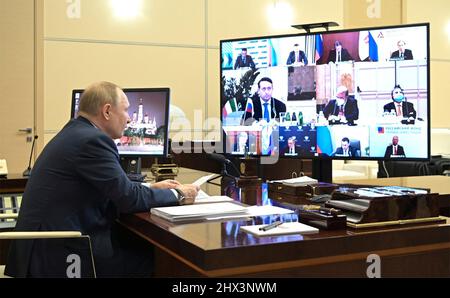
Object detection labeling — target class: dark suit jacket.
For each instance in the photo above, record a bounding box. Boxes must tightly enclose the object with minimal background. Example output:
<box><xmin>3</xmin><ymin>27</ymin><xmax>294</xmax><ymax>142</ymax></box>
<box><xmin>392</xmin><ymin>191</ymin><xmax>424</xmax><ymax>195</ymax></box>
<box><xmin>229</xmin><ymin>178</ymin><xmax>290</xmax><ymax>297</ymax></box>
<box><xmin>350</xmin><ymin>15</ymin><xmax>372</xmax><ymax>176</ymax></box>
<box><xmin>234</xmin><ymin>55</ymin><xmax>255</xmax><ymax>69</ymax></box>
<box><xmin>286</xmin><ymin>50</ymin><xmax>308</xmax><ymax>65</ymax></box>
<box><xmin>244</xmin><ymin>97</ymin><xmax>286</xmax><ymax>123</ymax></box>
<box><xmin>326</xmin><ymin>48</ymin><xmax>353</xmax><ymax>63</ymax></box>
<box><xmin>384</xmin><ymin>145</ymin><xmax>406</xmax><ymax>158</ymax></box>
<box><xmin>383</xmin><ymin>101</ymin><xmax>416</xmax><ymax>119</ymax></box>
<box><xmin>5</xmin><ymin>116</ymin><xmax>178</xmax><ymax>277</ymax></box>
<box><xmin>323</xmin><ymin>97</ymin><xmax>359</xmax><ymax>124</ymax></box>
<box><xmin>390</xmin><ymin>49</ymin><xmax>413</xmax><ymax>60</ymax></box>
<box><xmin>332</xmin><ymin>146</ymin><xmax>359</xmax><ymax>157</ymax></box>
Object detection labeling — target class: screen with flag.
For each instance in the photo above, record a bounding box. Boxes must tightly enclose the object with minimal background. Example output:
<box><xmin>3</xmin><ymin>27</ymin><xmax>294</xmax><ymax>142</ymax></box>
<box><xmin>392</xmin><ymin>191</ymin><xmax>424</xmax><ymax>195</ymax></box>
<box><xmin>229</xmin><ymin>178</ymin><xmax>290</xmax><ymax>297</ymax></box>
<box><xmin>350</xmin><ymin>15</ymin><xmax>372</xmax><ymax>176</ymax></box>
<box><xmin>220</xmin><ymin>23</ymin><xmax>430</xmax><ymax>161</ymax></box>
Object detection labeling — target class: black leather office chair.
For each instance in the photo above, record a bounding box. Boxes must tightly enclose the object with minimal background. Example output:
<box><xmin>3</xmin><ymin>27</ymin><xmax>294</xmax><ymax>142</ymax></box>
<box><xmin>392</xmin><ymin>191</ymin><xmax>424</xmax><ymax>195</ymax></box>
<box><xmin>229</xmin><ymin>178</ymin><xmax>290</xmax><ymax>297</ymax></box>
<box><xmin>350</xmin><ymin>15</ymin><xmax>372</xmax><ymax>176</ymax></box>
<box><xmin>350</xmin><ymin>139</ymin><xmax>361</xmax><ymax>157</ymax></box>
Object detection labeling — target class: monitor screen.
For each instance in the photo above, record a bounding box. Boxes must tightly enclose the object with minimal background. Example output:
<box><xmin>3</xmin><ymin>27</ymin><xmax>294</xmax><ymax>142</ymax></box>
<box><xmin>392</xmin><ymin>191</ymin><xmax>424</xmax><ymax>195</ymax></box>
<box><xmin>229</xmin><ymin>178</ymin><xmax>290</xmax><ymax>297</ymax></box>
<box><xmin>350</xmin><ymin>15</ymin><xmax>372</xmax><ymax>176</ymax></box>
<box><xmin>220</xmin><ymin>23</ymin><xmax>430</xmax><ymax>161</ymax></box>
<box><xmin>71</xmin><ymin>88</ymin><xmax>170</xmax><ymax>157</ymax></box>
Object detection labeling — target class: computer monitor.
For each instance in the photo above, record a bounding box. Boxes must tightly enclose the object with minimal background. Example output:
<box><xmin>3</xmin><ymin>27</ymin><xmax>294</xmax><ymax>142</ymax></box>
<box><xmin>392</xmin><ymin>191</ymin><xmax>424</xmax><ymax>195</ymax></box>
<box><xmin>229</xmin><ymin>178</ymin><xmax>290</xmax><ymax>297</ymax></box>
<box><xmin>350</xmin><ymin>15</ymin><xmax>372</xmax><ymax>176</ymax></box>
<box><xmin>71</xmin><ymin>88</ymin><xmax>170</xmax><ymax>174</ymax></box>
<box><xmin>220</xmin><ymin>23</ymin><xmax>430</xmax><ymax>162</ymax></box>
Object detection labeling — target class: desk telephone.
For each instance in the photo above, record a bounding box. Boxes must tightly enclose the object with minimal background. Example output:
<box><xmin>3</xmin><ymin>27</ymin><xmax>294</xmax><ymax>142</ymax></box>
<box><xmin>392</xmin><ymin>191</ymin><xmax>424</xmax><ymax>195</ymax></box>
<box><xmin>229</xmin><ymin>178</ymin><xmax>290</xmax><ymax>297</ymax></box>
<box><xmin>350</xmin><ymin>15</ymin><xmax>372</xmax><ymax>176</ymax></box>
<box><xmin>0</xmin><ymin>159</ymin><xmax>8</xmax><ymax>177</ymax></box>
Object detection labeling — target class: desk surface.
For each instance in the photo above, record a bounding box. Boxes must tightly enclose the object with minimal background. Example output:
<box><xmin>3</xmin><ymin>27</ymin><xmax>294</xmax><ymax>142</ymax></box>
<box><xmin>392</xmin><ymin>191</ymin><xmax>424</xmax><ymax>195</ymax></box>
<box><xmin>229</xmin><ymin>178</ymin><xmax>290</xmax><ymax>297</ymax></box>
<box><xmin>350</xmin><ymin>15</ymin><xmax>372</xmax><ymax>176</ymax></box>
<box><xmin>120</xmin><ymin>171</ymin><xmax>450</xmax><ymax>277</ymax></box>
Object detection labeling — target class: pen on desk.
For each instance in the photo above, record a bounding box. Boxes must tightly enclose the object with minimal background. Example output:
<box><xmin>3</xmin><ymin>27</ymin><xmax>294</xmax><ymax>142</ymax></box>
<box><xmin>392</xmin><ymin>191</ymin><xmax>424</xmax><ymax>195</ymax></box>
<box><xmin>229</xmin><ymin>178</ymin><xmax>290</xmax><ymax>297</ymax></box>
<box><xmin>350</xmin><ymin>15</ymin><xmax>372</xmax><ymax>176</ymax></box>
<box><xmin>259</xmin><ymin>221</ymin><xmax>283</xmax><ymax>231</ymax></box>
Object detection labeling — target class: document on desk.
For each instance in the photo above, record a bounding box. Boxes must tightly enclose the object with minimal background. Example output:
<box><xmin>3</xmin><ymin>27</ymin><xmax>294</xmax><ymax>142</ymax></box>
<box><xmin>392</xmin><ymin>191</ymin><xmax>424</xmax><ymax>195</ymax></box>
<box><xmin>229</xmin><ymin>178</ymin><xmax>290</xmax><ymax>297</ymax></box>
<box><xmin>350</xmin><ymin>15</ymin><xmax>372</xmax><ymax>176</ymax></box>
<box><xmin>192</xmin><ymin>174</ymin><xmax>217</xmax><ymax>187</ymax></box>
<box><xmin>271</xmin><ymin>176</ymin><xmax>318</xmax><ymax>186</ymax></box>
<box><xmin>151</xmin><ymin>202</ymin><xmax>248</xmax><ymax>222</ymax></box>
<box><xmin>240</xmin><ymin>222</ymin><xmax>318</xmax><ymax>237</ymax></box>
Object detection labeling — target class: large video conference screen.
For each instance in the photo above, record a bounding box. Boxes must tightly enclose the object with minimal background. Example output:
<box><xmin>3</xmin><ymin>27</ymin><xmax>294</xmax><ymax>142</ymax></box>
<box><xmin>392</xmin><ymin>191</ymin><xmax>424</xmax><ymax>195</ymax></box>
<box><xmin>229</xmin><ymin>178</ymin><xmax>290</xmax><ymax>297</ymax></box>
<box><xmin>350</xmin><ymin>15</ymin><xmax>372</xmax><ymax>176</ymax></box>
<box><xmin>220</xmin><ymin>23</ymin><xmax>430</xmax><ymax>160</ymax></box>
<box><xmin>72</xmin><ymin>88</ymin><xmax>170</xmax><ymax>157</ymax></box>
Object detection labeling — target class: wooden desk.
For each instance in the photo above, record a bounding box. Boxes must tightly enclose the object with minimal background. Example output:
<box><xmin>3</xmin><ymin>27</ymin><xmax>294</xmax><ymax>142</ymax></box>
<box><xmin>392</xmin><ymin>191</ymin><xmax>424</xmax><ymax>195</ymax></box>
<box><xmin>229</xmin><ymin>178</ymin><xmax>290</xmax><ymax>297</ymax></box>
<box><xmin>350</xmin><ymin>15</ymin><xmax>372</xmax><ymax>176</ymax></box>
<box><xmin>119</xmin><ymin>173</ymin><xmax>450</xmax><ymax>277</ymax></box>
<box><xmin>0</xmin><ymin>174</ymin><xmax>28</xmax><ymax>194</ymax></box>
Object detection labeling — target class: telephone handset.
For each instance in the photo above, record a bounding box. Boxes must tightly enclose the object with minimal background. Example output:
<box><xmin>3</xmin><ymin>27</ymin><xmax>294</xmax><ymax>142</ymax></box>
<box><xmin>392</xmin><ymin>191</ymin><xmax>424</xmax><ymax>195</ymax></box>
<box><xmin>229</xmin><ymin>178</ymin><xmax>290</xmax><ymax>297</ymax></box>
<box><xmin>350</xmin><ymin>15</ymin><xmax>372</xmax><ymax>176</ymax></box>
<box><xmin>0</xmin><ymin>159</ymin><xmax>8</xmax><ymax>177</ymax></box>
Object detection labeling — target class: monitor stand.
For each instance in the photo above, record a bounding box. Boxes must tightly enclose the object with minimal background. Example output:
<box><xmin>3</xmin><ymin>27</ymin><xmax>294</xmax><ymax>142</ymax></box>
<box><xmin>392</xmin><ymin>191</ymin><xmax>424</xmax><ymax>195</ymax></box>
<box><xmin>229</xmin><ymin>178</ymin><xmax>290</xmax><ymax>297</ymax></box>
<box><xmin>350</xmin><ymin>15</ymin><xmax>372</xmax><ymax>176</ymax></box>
<box><xmin>312</xmin><ymin>159</ymin><xmax>332</xmax><ymax>183</ymax></box>
<box><xmin>120</xmin><ymin>156</ymin><xmax>147</xmax><ymax>182</ymax></box>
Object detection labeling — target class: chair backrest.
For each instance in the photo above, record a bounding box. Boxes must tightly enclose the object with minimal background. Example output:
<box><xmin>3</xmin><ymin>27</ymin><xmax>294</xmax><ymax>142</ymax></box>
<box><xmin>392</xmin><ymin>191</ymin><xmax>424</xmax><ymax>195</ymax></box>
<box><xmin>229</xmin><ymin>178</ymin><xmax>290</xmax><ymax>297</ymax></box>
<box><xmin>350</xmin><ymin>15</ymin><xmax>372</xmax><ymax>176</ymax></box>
<box><xmin>350</xmin><ymin>139</ymin><xmax>361</xmax><ymax>157</ymax></box>
<box><xmin>0</xmin><ymin>231</ymin><xmax>96</xmax><ymax>278</ymax></box>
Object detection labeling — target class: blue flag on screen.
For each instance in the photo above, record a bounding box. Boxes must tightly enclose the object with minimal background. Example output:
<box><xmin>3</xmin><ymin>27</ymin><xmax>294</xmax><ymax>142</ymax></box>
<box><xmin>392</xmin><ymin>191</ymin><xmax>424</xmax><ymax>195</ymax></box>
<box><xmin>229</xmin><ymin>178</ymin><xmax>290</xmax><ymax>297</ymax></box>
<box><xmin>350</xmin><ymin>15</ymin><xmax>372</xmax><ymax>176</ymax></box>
<box><xmin>368</xmin><ymin>32</ymin><xmax>379</xmax><ymax>61</ymax></box>
<box><xmin>315</xmin><ymin>34</ymin><xmax>323</xmax><ymax>62</ymax></box>
<box><xmin>316</xmin><ymin>126</ymin><xmax>333</xmax><ymax>156</ymax></box>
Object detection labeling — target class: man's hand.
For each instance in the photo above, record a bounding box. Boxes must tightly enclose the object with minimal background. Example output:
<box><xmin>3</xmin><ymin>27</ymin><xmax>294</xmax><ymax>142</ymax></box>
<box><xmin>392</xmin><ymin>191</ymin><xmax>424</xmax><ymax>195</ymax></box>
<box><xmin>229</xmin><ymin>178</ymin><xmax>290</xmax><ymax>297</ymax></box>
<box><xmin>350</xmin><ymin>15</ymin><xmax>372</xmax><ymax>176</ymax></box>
<box><xmin>176</xmin><ymin>184</ymin><xmax>200</xmax><ymax>205</ymax></box>
<box><xmin>151</xmin><ymin>179</ymin><xmax>181</xmax><ymax>189</ymax></box>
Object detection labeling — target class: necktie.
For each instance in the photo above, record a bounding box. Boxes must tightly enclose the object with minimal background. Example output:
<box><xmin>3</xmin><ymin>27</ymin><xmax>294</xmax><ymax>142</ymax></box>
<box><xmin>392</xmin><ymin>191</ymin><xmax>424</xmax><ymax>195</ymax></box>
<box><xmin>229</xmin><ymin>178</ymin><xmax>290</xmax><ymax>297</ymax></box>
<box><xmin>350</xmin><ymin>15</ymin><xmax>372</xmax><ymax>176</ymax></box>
<box><xmin>400</xmin><ymin>52</ymin><xmax>404</xmax><ymax>59</ymax></box>
<box><xmin>295</xmin><ymin>52</ymin><xmax>299</xmax><ymax>62</ymax></box>
<box><xmin>396</xmin><ymin>103</ymin><xmax>403</xmax><ymax>117</ymax></box>
<box><xmin>242</xmin><ymin>56</ymin><xmax>246</xmax><ymax>65</ymax></box>
<box><xmin>290</xmin><ymin>148</ymin><xmax>294</xmax><ymax>154</ymax></box>
<box><xmin>263</xmin><ymin>103</ymin><xmax>270</xmax><ymax>122</ymax></box>
<box><xmin>394</xmin><ymin>146</ymin><xmax>397</xmax><ymax>155</ymax></box>
<box><xmin>339</xmin><ymin>105</ymin><xmax>344</xmax><ymax>116</ymax></box>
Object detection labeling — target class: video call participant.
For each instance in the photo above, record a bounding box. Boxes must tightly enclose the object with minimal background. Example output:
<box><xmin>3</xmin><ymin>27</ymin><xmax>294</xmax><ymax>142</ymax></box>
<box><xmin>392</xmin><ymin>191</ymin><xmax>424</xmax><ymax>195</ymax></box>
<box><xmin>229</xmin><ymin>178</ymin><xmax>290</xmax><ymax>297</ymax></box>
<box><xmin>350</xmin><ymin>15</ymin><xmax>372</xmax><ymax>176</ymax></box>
<box><xmin>244</xmin><ymin>77</ymin><xmax>286</xmax><ymax>123</ymax></box>
<box><xmin>384</xmin><ymin>136</ymin><xmax>406</xmax><ymax>158</ymax></box>
<box><xmin>286</xmin><ymin>43</ymin><xmax>308</xmax><ymax>66</ymax></box>
<box><xmin>5</xmin><ymin>81</ymin><xmax>199</xmax><ymax>278</ymax></box>
<box><xmin>234</xmin><ymin>48</ymin><xmax>256</xmax><ymax>70</ymax></box>
<box><xmin>235</xmin><ymin>131</ymin><xmax>249</xmax><ymax>154</ymax></box>
<box><xmin>332</xmin><ymin>137</ymin><xmax>359</xmax><ymax>157</ymax></box>
<box><xmin>390</xmin><ymin>40</ymin><xmax>414</xmax><ymax>60</ymax></box>
<box><xmin>383</xmin><ymin>85</ymin><xmax>416</xmax><ymax>121</ymax></box>
<box><xmin>323</xmin><ymin>86</ymin><xmax>359</xmax><ymax>125</ymax></box>
<box><xmin>326</xmin><ymin>41</ymin><xmax>354</xmax><ymax>63</ymax></box>
<box><xmin>282</xmin><ymin>136</ymin><xmax>308</xmax><ymax>156</ymax></box>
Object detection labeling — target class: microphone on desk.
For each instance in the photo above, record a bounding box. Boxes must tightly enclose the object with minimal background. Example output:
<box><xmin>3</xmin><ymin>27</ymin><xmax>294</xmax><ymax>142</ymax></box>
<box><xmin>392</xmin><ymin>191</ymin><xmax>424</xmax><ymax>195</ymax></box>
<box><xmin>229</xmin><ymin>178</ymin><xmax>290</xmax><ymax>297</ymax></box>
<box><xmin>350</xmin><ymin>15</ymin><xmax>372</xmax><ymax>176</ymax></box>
<box><xmin>23</xmin><ymin>135</ymin><xmax>38</xmax><ymax>177</ymax></box>
<box><xmin>206</xmin><ymin>153</ymin><xmax>240</xmax><ymax>179</ymax></box>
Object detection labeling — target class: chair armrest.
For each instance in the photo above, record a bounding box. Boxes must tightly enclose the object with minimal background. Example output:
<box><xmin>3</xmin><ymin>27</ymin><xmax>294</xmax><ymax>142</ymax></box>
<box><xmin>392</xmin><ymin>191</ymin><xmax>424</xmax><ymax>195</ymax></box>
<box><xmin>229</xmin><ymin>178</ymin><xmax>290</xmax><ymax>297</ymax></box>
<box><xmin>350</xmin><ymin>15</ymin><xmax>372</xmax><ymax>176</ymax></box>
<box><xmin>0</xmin><ymin>231</ymin><xmax>82</xmax><ymax>239</ymax></box>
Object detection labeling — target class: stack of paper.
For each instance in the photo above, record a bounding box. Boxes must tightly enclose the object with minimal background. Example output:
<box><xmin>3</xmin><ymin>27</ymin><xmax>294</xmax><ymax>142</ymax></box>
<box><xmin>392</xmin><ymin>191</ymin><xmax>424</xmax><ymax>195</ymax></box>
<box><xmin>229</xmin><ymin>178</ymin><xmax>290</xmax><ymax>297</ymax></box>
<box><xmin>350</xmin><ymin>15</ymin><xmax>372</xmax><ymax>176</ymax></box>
<box><xmin>271</xmin><ymin>176</ymin><xmax>318</xmax><ymax>186</ymax></box>
<box><xmin>151</xmin><ymin>202</ymin><xmax>248</xmax><ymax>222</ymax></box>
<box><xmin>240</xmin><ymin>222</ymin><xmax>319</xmax><ymax>237</ymax></box>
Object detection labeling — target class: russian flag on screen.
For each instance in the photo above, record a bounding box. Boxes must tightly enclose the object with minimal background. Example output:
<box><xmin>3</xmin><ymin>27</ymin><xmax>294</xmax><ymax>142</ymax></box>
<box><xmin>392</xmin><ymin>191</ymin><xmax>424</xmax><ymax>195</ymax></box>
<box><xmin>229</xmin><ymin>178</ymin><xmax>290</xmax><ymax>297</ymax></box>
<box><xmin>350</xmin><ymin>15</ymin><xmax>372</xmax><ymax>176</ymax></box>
<box><xmin>368</xmin><ymin>32</ymin><xmax>378</xmax><ymax>61</ymax></box>
<box><xmin>316</xmin><ymin>126</ymin><xmax>333</xmax><ymax>156</ymax></box>
<box><xmin>378</xmin><ymin>127</ymin><xmax>385</xmax><ymax>134</ymax></box>
<box><xmin>315</xmin><ymin>34</ymin><xmax>323</xmax><ymax>62</ymax></box>
<box><xmin>359</xmin><ymin>31</ymin><xmax>378</xmax><ymax>61</ymax></box>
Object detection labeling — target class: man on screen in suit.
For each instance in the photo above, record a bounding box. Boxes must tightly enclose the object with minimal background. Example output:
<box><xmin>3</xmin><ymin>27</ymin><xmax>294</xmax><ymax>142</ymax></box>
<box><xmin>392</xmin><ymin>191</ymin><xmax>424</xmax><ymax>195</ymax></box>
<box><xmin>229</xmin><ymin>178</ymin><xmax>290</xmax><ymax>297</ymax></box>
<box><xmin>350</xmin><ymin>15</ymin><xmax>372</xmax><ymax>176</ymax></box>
<box><xmin>286</xmin><ymin>43</ymin><xmax>308</xmax><ymax>65</ymax></box>
<box><xmin>234</xmin><ymin>48</ymin><xmax>256</xmax><ymax>70</ymax></box>
<box><xmin>5</xmin><ymin>81</ymin><xmax>199</xmax><ymax>278</ymax></box>
<box><xmin>244</xmin><ymin>77</ymin><xmax>286</xmax><ymax>123</ymax></box>
<box><xmin>384</xmin><ymin>136</ymin><xmax>406</xmax><ymax>158</ymax></box>
<box><xmin>383</xmin><ymin>85</ymin><xmax>416</xmax><ymax>120</ymax></box>
<box><xmin>282</xmin><ymin>136</ymin><xmax>308</xmax><ymax>156</ymax></box>
<box><xmin>326</xmin><ymin>40</ymin><xmax>354</xmax><ymax>64</ymax></box>
<box><xmin>390</xmin><ymin>40</ymin><xmax>414</xmax><ymax>60</ymax></box>
<box><xmin>323</xmin><ymin>86</ymin><xmax>359</xmax><ymax>125</ymax></box>
<box><xmin>332</xmin><ymin>137</ymin><xmax>359</xmax><ymax>157</ymax></box>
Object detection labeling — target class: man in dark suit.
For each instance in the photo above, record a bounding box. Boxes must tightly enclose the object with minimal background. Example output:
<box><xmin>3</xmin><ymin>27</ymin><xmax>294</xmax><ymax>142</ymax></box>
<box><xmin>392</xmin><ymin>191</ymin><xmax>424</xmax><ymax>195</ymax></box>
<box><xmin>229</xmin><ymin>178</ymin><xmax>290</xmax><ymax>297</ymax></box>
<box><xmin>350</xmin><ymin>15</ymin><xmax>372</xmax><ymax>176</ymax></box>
<box><xmin>244</xmin><ymin>77</ymin><xmax>286</xmax><ymax>123</ymax></box>
<box><xmin>234</xmin><ymin>48</ymin><xmax>256</xmax><ymax>69</ymax></box>
<box><xmin>390</xmin><ymin>40</ymin><xmax>414</xmax><ymax>60</ymax></box>
<box><xmin>383</xmin><ymin>85</ymin><xmax>416</xmax><ymax>120</ymax></box>
<box><xmin>384</xmin><ymin>136</ymin><xmax>406</xmax><ymax>158</ymax></box>
<box><xmin>323</xmin><ymin>86</ymin><xmax>359</xmax><ymax>125</ymax></box>
<box><xmin>282</xmin><ymin>136</ymin><xmax>308</xmax><ymax>156</ymax></box>
<box><xmin>332</xmin><ymin>137</ymin><xmax>359</xmax><ymax>157</ymax></box>
<box><xmin>5</xmin><ymin>82</ymin><xmax>199</xmax><ymax>278</ymax></box>
<box><xmin>286</xmin><ymin>43</ymin><xmax>308</xmax><ymax>65</ymax></box>
<box><xmin>326</xmin><ymin>41</ymin><xmax>354</xmax><ymax>63</ymax></box>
